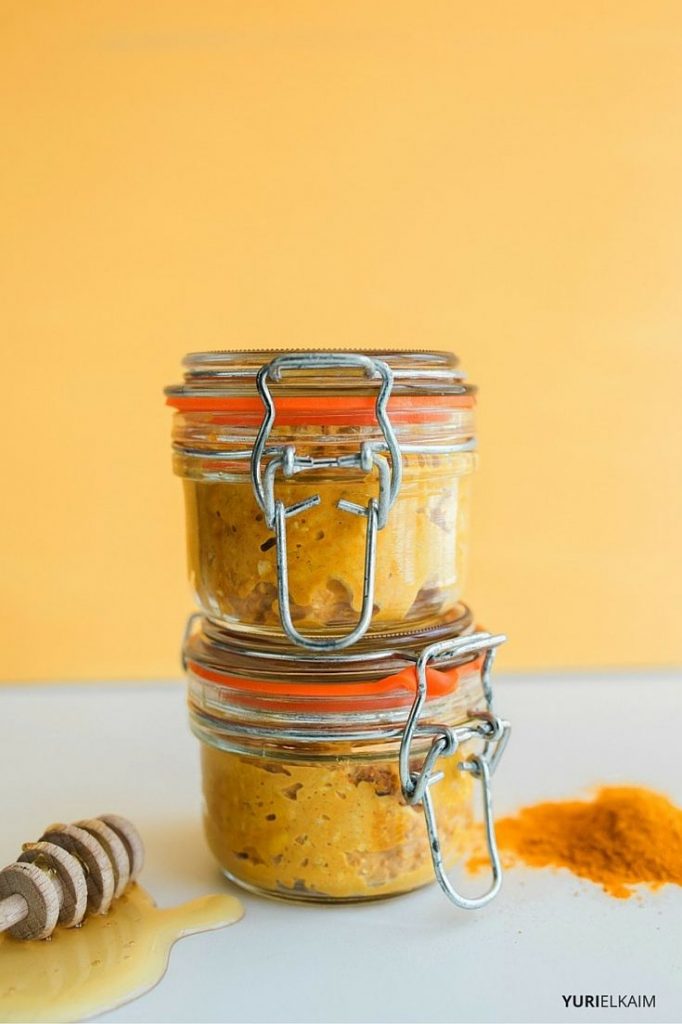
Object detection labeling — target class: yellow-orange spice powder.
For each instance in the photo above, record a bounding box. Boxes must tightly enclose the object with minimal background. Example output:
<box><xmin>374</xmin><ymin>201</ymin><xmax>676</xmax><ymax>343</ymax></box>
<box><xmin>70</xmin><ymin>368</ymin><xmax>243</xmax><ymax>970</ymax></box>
<box><xmin>471</xmin><ymin>786</ymin><xmax>682</xmax><ymax>899</ymax></box>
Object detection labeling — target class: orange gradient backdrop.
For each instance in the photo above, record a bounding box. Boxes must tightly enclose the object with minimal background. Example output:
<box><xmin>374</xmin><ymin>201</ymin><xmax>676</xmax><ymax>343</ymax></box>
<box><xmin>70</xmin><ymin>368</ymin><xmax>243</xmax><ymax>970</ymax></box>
<box><xmin>2</xmin><ymin>1</ymin><xmax>681</xmax><ymax>680</ymax></box>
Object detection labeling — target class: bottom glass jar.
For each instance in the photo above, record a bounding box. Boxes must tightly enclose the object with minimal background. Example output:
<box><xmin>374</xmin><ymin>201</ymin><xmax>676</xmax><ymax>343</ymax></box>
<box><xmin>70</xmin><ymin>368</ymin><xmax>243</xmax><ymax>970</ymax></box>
<box><xmin>184</xmin><ymin>611</ymin><xmax>509</xmax><ymax>906</ymax></box>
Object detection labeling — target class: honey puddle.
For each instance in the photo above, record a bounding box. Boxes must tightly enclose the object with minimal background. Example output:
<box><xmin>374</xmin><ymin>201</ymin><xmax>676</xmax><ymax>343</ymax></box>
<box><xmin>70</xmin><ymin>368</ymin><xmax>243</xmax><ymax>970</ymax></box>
<box><xmin>0</xmin><ymin>883</ymin><xmax>243</xmax><ymax>1023</ymax></box>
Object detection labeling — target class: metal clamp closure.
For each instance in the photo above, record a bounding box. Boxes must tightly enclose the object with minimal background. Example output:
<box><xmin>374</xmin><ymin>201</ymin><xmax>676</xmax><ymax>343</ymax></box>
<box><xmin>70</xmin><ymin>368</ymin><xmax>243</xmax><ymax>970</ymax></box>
<box><xmin>250</xmin><ymin>353</ymin><xmax>403</xmax><ymax>651</ymax></box>
<box><xmin>398</xmin><ymin>632</ymin><xmax>510</xmax><ymax>910</ymax></box>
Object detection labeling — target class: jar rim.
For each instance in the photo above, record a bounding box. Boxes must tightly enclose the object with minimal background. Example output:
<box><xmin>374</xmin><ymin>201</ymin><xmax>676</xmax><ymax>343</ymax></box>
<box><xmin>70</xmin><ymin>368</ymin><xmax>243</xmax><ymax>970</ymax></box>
<box><xmin>165</xmin><ymin>349</ymin><xmax>476</xmax><ymax>404</ymax></box>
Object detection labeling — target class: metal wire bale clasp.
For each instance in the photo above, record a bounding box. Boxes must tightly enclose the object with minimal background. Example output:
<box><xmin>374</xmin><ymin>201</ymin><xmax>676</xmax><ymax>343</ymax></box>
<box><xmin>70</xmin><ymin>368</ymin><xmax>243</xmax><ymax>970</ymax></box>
<box><xmin>250</xmin><ymin>352</ymin><xmax>403</xmax><ymax>651</ymax></box>
<box><xmin>398</xmin><ymin>632</ymin><xmax>511</xmax><ymax>910</ymax></box>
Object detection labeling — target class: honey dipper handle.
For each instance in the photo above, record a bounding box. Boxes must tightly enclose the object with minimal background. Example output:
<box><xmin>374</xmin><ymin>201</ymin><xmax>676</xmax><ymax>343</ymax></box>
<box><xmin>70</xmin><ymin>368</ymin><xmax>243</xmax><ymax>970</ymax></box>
<box><xmin>0</xmin><ymin>893</ymin><xmax>28</xmax><ymax>932</ymax></box>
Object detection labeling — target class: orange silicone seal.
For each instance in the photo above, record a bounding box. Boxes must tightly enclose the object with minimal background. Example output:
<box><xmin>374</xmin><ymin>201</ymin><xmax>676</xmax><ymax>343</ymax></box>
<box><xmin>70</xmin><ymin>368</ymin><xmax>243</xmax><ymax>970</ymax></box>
<box><xmin>187</xmin><ymin>653</ymin><xmax>484</xmax><ymax>714</ymax></box>
<box><xmin>166</xmin><ymin>393</ymin><xmax>474</xmax><ymax>426</ymax></box>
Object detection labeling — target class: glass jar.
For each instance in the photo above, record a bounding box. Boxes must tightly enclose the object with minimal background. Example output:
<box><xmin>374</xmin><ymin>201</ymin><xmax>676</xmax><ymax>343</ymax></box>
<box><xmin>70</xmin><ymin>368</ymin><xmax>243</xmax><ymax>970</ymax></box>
<box><xmin>166</xmin><ymin>351</ymin><xmax>477</xmax><ymax>651</ymax></box>
<box><xmin>184</xmin><ymin>614</ymin><xmax>510</xmax><ymax>907</ymax></box>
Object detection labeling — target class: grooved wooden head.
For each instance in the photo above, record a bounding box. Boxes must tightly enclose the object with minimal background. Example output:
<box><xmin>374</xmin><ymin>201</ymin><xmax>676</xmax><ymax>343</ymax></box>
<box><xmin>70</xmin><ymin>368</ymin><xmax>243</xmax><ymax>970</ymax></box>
<box><xmin>1</xmin><ymin>813</ymin><xmax>145</xmax><ymax>940</ymax></box>
<box><xmin>18</xmin><ymin>841</ymin><xmax>88</xmax><ymax>928</ymax></box>
<box><xmin>0</xmin><ymin>862</ymin><xmax>59</xmax><ymax>940</ymax></box>
<box><xmin>40</xmin><ymin>823</ymin><xmax>115</xmax><ymax>915</ymax></box>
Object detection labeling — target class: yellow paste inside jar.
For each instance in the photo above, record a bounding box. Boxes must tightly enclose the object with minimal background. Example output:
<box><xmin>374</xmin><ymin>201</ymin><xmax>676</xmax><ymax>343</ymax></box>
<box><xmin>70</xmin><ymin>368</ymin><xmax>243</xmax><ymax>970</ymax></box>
<box><xmin>184</xmin><ymin>450</ymin><xmax>474</xmax><ymax>635</ymax></box>
<box><xmin>200</xmin><ymin>742</ymin><xmax>474</xmax><ymax>900</ymax></box>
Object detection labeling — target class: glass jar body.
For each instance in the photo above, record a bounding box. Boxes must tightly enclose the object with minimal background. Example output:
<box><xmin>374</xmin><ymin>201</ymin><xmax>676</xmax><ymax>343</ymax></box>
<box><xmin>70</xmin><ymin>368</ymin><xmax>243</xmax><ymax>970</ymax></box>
<box><xmin>198</xmin><ymin>736</ymin><xmax>474</xmax><ymax>902</ymax></box>
<box><xmin>173</xmin><ymin>411</ymin><xmax>476</xmax><ymax>642</ymax></box>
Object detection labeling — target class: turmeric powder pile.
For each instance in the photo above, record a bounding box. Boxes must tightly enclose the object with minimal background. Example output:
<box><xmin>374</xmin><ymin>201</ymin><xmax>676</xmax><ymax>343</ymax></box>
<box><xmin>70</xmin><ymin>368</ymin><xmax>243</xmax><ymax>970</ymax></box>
<box><xmin>473</xmin><ymin>786</ymin><xmax>682</xmax><ymax>899</ymax></box>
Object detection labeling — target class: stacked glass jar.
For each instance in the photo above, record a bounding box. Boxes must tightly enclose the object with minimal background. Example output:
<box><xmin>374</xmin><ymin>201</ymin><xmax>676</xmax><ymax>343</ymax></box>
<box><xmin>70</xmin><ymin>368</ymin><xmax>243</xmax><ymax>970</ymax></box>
<box><xmin>166</xmin><ymin>351</ymin><xmax>510</xmax><ymax>908</ymax></box>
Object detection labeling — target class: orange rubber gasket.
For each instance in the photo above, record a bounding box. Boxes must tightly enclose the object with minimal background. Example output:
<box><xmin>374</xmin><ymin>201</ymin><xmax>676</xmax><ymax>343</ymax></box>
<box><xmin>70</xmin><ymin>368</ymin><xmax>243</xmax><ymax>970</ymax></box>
<box><xmin>188</xmin><ymin>654</ymin><xmax>483</xmax><ymax>701</ymax></box>
<box><xmin>167</xmin><ymin>394</ymin><xmax>475</xmax><ymax>426</ymax></box>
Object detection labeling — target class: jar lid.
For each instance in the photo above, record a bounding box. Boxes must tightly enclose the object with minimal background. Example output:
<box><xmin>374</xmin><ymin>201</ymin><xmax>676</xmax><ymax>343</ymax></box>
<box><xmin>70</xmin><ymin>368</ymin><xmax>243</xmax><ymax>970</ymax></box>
<box><xmin>184</xmin><ymin>607</ymin><xmax>482</xmax><ymax>711</ymax></box>
<box><xmin>165</xmin><ymin>350</ymin><xmax>475</xmax><ymax>424</ymax></box>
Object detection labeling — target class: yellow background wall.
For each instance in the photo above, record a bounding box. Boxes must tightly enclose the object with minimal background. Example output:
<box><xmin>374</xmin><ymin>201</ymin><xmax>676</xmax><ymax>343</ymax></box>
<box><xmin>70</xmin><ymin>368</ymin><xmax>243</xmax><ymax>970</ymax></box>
<box><xmin>2</xmin><ymin>1</ymin><xmax>681</xmax><ymax>680</ymax></box>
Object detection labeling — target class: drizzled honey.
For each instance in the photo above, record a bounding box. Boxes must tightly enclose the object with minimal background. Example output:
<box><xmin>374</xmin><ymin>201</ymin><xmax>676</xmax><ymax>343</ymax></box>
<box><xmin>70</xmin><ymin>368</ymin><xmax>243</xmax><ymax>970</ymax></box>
<box><xmin>0</xmin><ymin>884</ymin><xmax>243</xmax><ymax>1023</ymax></box>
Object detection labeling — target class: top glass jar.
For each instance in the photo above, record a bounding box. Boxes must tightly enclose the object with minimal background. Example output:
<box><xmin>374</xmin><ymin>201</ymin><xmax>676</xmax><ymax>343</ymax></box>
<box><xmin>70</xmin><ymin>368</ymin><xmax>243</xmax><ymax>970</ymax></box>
<box><xmin>166</xmin><ymin>350</ymin><xmax>477</xmax><ymax>650</ymax></box>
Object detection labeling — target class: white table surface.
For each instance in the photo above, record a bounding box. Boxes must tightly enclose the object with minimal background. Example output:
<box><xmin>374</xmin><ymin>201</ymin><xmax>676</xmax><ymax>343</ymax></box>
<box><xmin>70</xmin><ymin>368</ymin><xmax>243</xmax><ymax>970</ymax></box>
<box><xmin>2</xmin><ymin>673</ymin><xmax>681</xmax><ymax>1024</ymax></box>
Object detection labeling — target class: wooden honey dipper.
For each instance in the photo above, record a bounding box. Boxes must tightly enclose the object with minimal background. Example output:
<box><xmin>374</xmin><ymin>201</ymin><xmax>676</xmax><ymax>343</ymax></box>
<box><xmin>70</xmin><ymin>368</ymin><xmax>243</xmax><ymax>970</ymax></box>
<box><xmin>0</xmin><ymin>814</ymin><xmax>144</xmax><ymax>940</ymax></box>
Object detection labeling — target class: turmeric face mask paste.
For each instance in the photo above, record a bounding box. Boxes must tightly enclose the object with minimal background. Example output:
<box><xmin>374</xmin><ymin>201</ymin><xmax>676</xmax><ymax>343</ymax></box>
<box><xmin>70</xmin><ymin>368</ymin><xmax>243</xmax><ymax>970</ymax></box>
<box><xmin>201</xmin><ymin>742</ymin><xmax>474</xmax><ymax>901</ymax></box>
<box><xmin>182</xmin><ymin>450</ymin><xmax>474</xmax><ymax>636</ymax></box>
<box><xmin>470</xmin><ymin>786</ymin><xmax>682</xmax><ymax>899</ymax></box>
